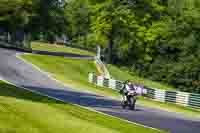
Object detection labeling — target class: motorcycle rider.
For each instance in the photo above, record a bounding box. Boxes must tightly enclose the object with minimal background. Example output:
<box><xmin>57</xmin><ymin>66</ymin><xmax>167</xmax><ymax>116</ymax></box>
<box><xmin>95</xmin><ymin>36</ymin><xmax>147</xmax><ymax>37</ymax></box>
<box><xmin>120</xmin><ymin>80</ymin><xmax>137</xmax><ymax>109</ymax></box>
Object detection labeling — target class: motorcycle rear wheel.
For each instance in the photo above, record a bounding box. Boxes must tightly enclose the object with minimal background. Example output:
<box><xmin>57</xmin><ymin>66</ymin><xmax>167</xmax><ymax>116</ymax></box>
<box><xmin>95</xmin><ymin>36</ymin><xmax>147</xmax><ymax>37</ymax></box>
<box><xmin>129</xmin><ymin>98</ymin><xmax>136</xmax><ymax>110</ymax></box>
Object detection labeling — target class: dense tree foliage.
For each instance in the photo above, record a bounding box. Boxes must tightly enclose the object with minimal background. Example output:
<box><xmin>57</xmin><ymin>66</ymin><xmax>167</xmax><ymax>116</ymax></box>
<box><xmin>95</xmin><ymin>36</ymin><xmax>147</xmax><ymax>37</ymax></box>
<box><xmin>64</xmin><ymin>0</ymin><xmax>200</xmax><ymax>93</ymax></box>
<box><xmin>0</xmin><ymin>0</ymin><xmax>32</xmax><ymax>32</ymax></box>
<box><xmin>1</xmin><ymin>0</ymin><xmax>200</xmax><ymax>93</ymax></box>
<box><xmin>0</xmin><ymin>0</ymin><xmax>66</xmax><ymax>42</ymax></box>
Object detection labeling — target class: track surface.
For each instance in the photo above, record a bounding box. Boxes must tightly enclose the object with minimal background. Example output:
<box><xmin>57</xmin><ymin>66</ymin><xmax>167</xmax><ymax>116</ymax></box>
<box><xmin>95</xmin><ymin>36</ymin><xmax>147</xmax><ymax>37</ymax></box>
<box><xmin>0</xmin><ymin>47</ymin><xmax>200</xmax><ymax>133</ymax></box>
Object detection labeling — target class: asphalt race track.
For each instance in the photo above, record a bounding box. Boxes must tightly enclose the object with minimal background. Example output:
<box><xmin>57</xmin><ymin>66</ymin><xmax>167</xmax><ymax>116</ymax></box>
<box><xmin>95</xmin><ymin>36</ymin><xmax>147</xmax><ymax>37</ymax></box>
<box><xmin>0</xmin><ymin>47</ymin><xmax>200</xmax><ymax>133</ymax></box>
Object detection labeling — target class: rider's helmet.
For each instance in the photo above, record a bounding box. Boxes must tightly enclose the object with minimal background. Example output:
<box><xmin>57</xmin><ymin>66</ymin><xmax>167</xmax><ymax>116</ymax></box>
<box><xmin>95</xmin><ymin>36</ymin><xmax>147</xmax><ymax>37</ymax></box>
<box><xmin>128</xmin><ymin>81</ymin><xmax>132</xmax><ymax>86</ymax></box>
<box><xmin>124</xmin><ymin>80</ymin><xmax>130</xmax><ymax>85</ymax></box>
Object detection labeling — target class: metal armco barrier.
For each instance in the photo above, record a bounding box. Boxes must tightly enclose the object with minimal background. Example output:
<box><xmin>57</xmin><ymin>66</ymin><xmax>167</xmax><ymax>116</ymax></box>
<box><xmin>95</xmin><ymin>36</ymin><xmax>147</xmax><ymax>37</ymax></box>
<box><xmin>88</xmin><ymin>73</ymin><xmax>200</xmax><ymax>109</ymax></box>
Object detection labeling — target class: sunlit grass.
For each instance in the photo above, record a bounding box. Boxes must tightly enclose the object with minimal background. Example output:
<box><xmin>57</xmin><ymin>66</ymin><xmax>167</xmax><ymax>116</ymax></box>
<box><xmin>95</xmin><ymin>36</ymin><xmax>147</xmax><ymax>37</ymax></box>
<box><xmin>107</xmin><ymin>64</ymin><xmax>175</xmax><ymax>90</ymax></box>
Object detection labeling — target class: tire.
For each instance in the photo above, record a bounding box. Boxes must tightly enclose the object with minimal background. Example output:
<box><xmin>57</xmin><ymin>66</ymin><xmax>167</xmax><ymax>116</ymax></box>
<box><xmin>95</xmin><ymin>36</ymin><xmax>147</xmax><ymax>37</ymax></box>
<box><xmin>121</xmin><ymin>101</ymin><xmax>127</xmax><ymax>109</ymax></box>
<box><xmin>129</xmin><ymin>97</ymin><xmax>136</xmax><ymax>110</ymax></box>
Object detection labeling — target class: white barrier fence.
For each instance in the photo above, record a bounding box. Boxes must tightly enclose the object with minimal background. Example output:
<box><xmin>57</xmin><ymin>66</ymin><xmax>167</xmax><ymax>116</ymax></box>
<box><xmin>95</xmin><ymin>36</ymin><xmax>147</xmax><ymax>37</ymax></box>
<box><xmin>89</xmin><ymin>73</ymin><xmax>200</xmax><ymax>109</ymax></box>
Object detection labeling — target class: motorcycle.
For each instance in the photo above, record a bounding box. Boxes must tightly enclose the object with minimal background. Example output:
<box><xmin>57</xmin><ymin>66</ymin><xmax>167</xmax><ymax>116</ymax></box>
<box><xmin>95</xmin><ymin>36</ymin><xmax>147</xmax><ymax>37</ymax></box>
<box><xmin>121</xmin><ymin>90</ymin><xmax>137</xmax><ymax>110</ymax></box>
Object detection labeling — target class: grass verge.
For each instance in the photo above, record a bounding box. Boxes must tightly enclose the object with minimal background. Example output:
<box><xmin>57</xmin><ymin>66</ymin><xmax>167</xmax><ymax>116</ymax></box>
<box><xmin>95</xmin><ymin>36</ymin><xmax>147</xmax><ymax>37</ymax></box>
<box><xmin>31</xmin><ymin>41</ymin><xmax>95</xmax><ymax>56</ymax></box>
<box><xmin>0</xmin><ymin>80</ymin><xmax>164</xmax><ymax>133</ymax></box>
<box><xmin>19</xmin><ymin>54</ymin><xmax>200</xmax><ymax>118</ymax></box>
<box><xmin>107</xmin><ymin>64</ymin><xmax>175</xmax><ymax>90</ymax></box>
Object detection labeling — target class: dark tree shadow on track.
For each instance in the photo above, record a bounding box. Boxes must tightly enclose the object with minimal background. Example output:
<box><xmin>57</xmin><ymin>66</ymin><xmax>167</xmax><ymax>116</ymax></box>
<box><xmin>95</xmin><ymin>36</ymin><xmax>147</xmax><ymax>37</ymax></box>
<box><xmin>0</xmin><ymin>45</ymin><xmax>94</xmax><ymax>59</ymax></box>
<box><xmin>32</xmin><ymin>50</ymin><xmax>94</xmax><ymax>60</ymax></box>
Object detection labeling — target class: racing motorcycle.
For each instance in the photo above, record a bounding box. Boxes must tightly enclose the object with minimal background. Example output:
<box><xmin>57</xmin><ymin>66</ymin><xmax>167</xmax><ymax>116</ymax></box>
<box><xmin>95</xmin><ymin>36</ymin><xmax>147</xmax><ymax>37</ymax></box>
<box><xmin>121</xmin><ymin>89</ymin><xmax>137</xmax><ymax>110</ymax></box>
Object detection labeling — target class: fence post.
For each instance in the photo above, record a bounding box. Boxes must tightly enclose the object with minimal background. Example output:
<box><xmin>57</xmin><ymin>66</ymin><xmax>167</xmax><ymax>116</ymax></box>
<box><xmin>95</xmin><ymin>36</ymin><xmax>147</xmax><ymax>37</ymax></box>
<box><xmin>176</xmin><ymin>92</ymin><xmax>190</xmax><ymax>106</ymax></box>
<box><xmin>155</xmin><ymin>89</ymin><xmax>166</xmax><ymax>102</ymax></box>
<box><xmin>97</xmin><ymin>76</ymin><xmax>104</xmax><ymax>87</ymax></box>
<box><xmin>188</xmin><ymin>93</ymin><xmax>200</xmax><ymax>108</ymax></box>
<box><xmin>146</xmin><ymin>88</ymin><xmax>155</xmax><ymax>99</ymax></box>
<box><xmin>109</xmin><ymin>79</ymin><xmax>116</xmax><ymax>89</ymax></box>
<box><xmin>165</xmin><ymin>91</ymin><xmax>177</xmax><ymax>103</ymax></box>
<box><xmin>103</xmin><ymin>78</ymin><xmax>109</xmax><ymax>88</ymax></box>
<box><xmin>88</xmin><ymin>73</ymin><xmax>93</xmax><ymax>83</ymax></box>
<box><xmin>92</xmin><ymin>74</ymin><xmax>97</xmax><ymax>84</ymax></box>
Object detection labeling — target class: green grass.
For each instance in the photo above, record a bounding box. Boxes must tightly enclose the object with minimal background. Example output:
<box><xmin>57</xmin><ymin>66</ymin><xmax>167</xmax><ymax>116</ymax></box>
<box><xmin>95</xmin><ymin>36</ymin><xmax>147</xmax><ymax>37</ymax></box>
<box><xmin>107</xmin><ymin>65</ymin><xmax>175</xmax><ymax>90</ymax></box>
<box><xmin>31</xmin><ymin>41</ymin><xmax>95</xmax><ymax>56</ymax></box>
<box><xmin>0</xmin><ymin>80</ymin><xmax>164</xmax><ymax>133</ymax></box>
<box><xmin>20</xmin><ymin>54</ymin><xmax>119</xmax><ymax>98</ymax></box>
<box><xmin>19</xmin><ymin>54</ymin><xmax>200</xmax><ymax>118</ymax></box>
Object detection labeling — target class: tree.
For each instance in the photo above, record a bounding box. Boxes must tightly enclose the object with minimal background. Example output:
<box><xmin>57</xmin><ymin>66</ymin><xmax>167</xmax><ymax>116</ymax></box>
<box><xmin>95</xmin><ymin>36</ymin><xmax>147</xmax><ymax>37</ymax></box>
<box><xmin>90</xmin><ymin>0</ymin><xmax>137</xmax><ymax>63</ymax></box>
<box><xmin>64</xmin><ymin>0</ymin><xmax>90</xmax><ymax>45</ymax></box>
<box><xmin>0</xmin><ymin>0</ymin><xmax>33</xmax><ymax>32</ymax></box>
<box><xmin>30</xmin><ymin>0</ymin><xmax>67</xmax><ymax>42</ymax></box>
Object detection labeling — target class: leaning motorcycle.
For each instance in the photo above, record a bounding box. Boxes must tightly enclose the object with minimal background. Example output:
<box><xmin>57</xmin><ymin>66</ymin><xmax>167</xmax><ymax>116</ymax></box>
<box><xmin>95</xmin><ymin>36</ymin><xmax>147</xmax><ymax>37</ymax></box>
<box><xmin>121</xmin><ymin>90</ymin><xmax>137</xmax><ymax>110</ymax></box>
